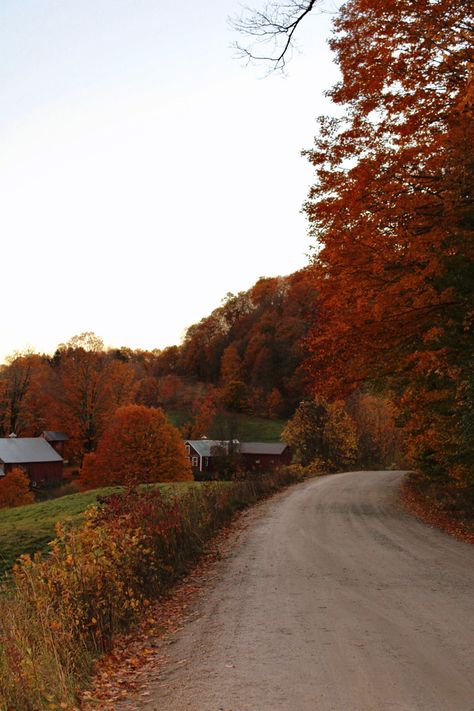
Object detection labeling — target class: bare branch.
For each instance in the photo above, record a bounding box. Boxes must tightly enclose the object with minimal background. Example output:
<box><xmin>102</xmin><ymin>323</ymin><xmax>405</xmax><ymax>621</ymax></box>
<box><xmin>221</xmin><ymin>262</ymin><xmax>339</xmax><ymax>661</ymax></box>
<box><xmin>230</xmin><ymin>0</ymin><xmax>324</xmax><ymax>72</ymax></box>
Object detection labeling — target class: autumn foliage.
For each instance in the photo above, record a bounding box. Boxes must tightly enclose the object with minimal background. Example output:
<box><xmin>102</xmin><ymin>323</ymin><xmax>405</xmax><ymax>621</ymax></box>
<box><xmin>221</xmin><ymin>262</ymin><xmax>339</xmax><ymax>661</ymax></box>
<box><xmin>303</xmin><ymin>0</ymin><xmax>473</xmax><ymax>485</ymax></box>
<box><xmin>0</xmin><ymin>2</ymin><xmax>470</xmax><ymax>488</ymax></box>
<box><xmin>346</xmin><ymin>392</ymin><xmax>406</xmax><ymax>469</ymax></box>
<box><xmin>0</xmin><ymin>468</ymin><xmax>34</xmax><ymax>509</ymax></box>
<box><xmin>80</xmin><ymin>405</ymin><xmax>193</xmax><ymax>489</ymax></box>
<box><xmin>179</xmin><ymin>270</ymin><xmax>318</xmax><ymax>414</ymax></box>
<box><xmin>0</xmin><ymin>334</ymin><xmax>139</xmax><ymax>463</ymax></box>
<box><xmin>282</xmin><ymin>398</ymin><xmax>357</xmax><ymax>472</ymax></box>
<box><xmin>0</xmin><ymin>471</ymin><xmax>302</xmax><ymax>709</ymax></box>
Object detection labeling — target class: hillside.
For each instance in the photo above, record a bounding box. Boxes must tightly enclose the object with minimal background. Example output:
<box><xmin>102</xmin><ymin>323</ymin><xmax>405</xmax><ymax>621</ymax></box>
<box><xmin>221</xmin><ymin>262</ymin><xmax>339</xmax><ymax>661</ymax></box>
<box><xmin>167</xmin><ymin>411</ymin><xmax>285</xmax><ymax>443</ymax></box>
<box><xmin>0</xmin><ymin>272</ymin><xmax>310</xmax><ymax>466</ymax></box>
<box><xmin>0</xmin><ymin>483</ymin><xmax>197</xmax><ymax>578</ymax></box>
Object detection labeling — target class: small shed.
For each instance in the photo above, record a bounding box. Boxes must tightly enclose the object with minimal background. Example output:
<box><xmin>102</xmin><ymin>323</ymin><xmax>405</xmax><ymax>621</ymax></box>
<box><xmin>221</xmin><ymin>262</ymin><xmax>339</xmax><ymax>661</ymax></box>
<box><xmin>240</xmin><ymin>442</ymin><xmax>292</xmax><ymax>471</ymax></box>
<box><xmin>41</xmin><ymin>431</ymin><xmax>69</xmax><ymax>457</ymax></box>
<box><xmin>0</xmin><ymin>437</ymin><xmax>64</xmax><ymax>488</ymax></box>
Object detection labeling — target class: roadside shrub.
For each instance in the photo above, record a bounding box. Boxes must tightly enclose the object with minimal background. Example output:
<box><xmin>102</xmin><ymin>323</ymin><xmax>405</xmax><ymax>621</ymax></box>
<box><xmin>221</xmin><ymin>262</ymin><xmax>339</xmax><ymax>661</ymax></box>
<box><xmin>0</xmin><ymin>469</ymin><xmax>302</xmax><ymax>709</ymax></box>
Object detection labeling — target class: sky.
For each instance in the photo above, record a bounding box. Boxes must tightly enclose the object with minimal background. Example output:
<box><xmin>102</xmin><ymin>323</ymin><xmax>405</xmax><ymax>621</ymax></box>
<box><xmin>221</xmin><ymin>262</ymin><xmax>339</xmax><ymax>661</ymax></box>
<box><xmin>0</xmin><ymin>0</ymin><xmax>340</xmax><ymax>364</ymax></box>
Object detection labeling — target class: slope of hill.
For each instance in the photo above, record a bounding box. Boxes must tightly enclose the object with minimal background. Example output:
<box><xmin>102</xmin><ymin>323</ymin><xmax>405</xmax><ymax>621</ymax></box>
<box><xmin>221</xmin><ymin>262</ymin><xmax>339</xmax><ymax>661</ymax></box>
<box><xmin>0</xmin><ymin>483</ymin><xmax>197</xmax><ymax>578</ymax></box>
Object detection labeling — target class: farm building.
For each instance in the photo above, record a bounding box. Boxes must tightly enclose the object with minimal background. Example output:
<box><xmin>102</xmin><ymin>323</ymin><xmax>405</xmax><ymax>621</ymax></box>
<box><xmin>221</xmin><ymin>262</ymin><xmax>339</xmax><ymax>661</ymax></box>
<box><xmin>41</xmin><ymin>430</ymin><xmax>69</xmax><ymax>457</ymax></box>
<box><xmin>184</xmin><ymin>439</ymin><xmax>291</xmax><ymax>475</ymax></box>
<box><xmin>0</xmin><ymin>437</ymin><xmax>64</xmax><ymax>487</ymax></box>
<box><xmin>240</xmin><ymin>442</ymin><xmax>292</xmax><ymax>471</ymax></box>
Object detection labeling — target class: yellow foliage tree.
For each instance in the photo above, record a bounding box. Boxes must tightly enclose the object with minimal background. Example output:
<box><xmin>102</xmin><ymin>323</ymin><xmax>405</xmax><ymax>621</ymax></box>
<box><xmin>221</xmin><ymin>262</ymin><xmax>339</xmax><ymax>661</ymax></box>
<box><xmin>282</xmin><ymin>398</ymin><xmax>357</xmax><ymax>472</ymax></box>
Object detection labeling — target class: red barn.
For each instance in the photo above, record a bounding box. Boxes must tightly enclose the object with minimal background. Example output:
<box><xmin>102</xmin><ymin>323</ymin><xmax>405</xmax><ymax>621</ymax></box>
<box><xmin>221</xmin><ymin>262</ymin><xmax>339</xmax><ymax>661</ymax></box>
<box><xmin>0</xmin><ymin>437</ymin><xmax>63</xmax><ymax>488</ymax></box>
<box><xmin>184</xmin><ymin>439</ymin><xmax>291</xmax><ymax>476</ymax></box>
<box><xmin>240</xmin><ymin>442</ymin><xmax>292</xmax><ymax>471</ymax></box>
<box><xmin>40</xmin><ymin>431</ymin><xmax>69</xmax><ymax>458</ymax></box>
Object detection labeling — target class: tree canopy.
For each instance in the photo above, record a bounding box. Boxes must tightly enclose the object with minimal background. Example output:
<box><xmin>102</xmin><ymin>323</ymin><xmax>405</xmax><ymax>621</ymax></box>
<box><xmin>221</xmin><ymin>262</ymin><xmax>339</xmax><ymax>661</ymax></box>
<box><xmin>302</xmin><ymin>0</ymin><xmax>473</xmax><ymax>483</ymax></box>
<box><xmin>234</xmin><ymin>0</ymin><xmax>473</xmax><ymax>484</ymax></box>
<box><xmin>80</xmin><ymin>405</ymin><xmax>193</xmax><ymax>489</ymax></box>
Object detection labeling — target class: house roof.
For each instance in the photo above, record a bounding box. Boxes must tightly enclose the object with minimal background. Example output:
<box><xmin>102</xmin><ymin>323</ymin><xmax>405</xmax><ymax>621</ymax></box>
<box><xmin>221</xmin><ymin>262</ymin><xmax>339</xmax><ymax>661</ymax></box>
<box><xmin>0</xmin><ymin>438</ymin><xmax>63</xmax><ymax>464</ymax></box>
<box><xmin>185</xmin><ymin>440</ymin><xmax>238</xmax><ymax>457</ymax></box>
<box><xmin>185</xmin><ymin>440</ymin><xmax>288</xmax><ymax>457</ymax></box>
<box><xmin>240</xmin><ymin>442</ymin><xmax>289</xmax><ymax>456</ymax></box>
<box><xmin>42</xmin><ymin>431</ymin><xmax>69</xmax><ymax>442</ymax></box>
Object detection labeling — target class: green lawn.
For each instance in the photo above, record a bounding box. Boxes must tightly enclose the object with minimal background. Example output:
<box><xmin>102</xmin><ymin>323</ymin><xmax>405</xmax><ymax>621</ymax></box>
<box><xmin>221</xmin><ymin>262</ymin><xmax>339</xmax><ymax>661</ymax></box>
<box><xmin>0</xmin><ymin>410</ymin><xmax>286</xmax><ymax>578</ymax></box>
<box><xmin>227</xmin><ymin>414</ymin><xmax>285</xmax><ymax>442</ymax></box>
<box><xmin>0</xmin><ymin>482</ymin><xmax>196</xmax><ymax>579</ymax></box>
<box><xmin>167</xmin><ymin>409</ymin><xmax>286</xmax><ymax>443</ymax></box>
<box><xmin>166</xmin><ymin>409</ymin><xmax>191</xmax><ymax>428</ymax></box>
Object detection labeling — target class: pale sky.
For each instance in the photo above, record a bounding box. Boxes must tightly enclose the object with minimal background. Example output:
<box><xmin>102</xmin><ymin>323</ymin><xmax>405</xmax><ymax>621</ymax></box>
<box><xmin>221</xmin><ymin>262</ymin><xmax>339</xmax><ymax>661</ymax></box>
<box><xmin>0</xmin><ymin>1</ymin><xmax>339</xmax><ymax>364</ymax></box>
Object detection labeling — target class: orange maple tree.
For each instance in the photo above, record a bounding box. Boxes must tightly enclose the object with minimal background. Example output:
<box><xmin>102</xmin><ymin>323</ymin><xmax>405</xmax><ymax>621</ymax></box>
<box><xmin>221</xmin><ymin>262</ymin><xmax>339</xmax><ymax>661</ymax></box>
<box><xmin>49</xmin><ymin>334</ymin><xmax>137</xmax><ymax>462</ymax></box>
<box><xmin>346</xmin><ymin>392</ymin><xmax>405</xmax><ymax>469</ymax></box>
<box><xmin>80</xmin><ymin>404</ymin><xmax>193</xmax><ymax>489</ymax></box>
<box><xmin>0</xmin><ymin>352</ymin><xmax>47</xmax><ymax>436</ymax></box>
<box><xmin>303</xmin><ymin>0</ymin><xmax>473</xmax><ymax>483</ymax></box>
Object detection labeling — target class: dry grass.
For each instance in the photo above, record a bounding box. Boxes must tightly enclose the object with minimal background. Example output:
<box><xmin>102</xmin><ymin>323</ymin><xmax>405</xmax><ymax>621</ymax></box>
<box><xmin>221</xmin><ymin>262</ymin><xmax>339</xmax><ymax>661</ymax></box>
<box><xmin>0</xmin><ymin>470</ymin><xmax>301</xmax><ymax>710</ymax></box>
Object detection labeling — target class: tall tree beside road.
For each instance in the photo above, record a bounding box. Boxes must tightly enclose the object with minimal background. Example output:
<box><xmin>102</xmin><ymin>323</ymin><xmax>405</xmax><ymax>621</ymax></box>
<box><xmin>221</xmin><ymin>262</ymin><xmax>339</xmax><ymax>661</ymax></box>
<box><xmin>302</xmin><ymin>0</ymin><xmax>473</xmax><ymax>483</ymax></box>
<box><xmin>235</xmin><ymin>0</ymin><xmax>474</xmax><ymax>483</ymax></box>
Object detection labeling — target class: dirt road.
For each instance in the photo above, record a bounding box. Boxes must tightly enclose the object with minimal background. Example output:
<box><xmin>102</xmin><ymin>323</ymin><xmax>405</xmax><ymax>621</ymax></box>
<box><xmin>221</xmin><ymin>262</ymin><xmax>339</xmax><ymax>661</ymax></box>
<box><xmin>123</xmin><ymin>471</ymin><xmax>474</xmax><ymax>711</ymax></box>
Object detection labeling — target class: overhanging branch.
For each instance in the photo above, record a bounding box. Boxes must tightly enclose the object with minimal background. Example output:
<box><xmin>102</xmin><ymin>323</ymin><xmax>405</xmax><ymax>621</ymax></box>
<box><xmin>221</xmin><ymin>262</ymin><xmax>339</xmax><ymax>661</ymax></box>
<box><xmin>230</xmin><ymin>0</ymin><xmax>322</xmax><ymax>71</ymax></box>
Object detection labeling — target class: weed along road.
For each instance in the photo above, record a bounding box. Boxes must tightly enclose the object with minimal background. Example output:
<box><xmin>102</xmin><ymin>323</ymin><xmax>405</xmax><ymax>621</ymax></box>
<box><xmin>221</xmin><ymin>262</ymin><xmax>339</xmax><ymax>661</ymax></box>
<box><xmin>121</xmin><ymin>471</ymin><xmax>474</xmax><ymax>711</ymax></box>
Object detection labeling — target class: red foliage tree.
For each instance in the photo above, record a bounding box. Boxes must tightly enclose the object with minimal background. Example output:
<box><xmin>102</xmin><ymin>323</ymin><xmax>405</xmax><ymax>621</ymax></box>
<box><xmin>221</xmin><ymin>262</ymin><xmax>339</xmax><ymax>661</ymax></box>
<box><xmin>80</xmin><ymin>405</ymin><xmax>193</xmax><ymax>489</ymax></box>
<box><xmin>0</xmin><ymin>468</ymin><xmax>34</xmax><ymax>509</ymax></box>
<box><xmin>179</xmin><ymin>270</ymin><xmax>318</xmax><ymax>414</ymax></box>
<box><xmin>48</xmin><ymin>334</ymin><xmax>136</xmax><ymax>462</ymax></box>
<box><xmin>188</xmin><ymin>393</ymin><xmax>217</xmax><ymax>439</ymax></box>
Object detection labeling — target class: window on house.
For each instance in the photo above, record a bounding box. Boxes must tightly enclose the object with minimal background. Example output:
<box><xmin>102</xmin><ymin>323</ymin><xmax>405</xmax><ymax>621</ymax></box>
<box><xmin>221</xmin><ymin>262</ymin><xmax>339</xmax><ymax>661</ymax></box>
<box><xmin>191</xmin><ymin>456</ymin><xmax>199</xmax><ymax>467</ymax></box>
<box><xmin>203</xmin><ymin>457</ymin><xmax>209</xmax><ymax>467</ymax></box>
<box><xmin>185</xmin><ymin>444</ymin><xmax>191</xmax><ymax>455</ymax></box>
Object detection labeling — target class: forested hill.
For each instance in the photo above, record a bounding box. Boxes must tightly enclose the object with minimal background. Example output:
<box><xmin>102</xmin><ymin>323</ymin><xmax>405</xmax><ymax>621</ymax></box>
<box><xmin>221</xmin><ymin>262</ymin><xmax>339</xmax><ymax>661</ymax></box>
<box><xmin>152</xmin><ymin>268</ymin><xmax>318</xmax><ymax>417</ymax></box>
<box><xmin>0</xmin><ymin>270</ymin><xmax>317</xmax><ymax>462</ymax></box>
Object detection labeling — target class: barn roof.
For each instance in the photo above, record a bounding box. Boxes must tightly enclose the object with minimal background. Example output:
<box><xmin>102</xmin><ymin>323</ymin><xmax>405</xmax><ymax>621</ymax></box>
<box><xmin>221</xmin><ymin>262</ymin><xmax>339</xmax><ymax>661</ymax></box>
<box><xmin>42</xmin><ymin>431</ymin><xmax>69</xmax><ymax>442</ymax></box>
<box><xmin>240</xmin><ymin>442</ymin><xmax>289</xmax><ymax>455</ymax></box>
<box><xmin>0</xmin><ymin>438</ymin><xmax>63</xmax><ymax>464</ymax></box>
<box><xmin>185</xmin><ymin>440</ymin><xmax>288</xmax><ymax>457</ymax></box>
<box><xmin>185</xmin><ymin>440</ymin><xmax>238</xmax><ymax>457</ymax></box>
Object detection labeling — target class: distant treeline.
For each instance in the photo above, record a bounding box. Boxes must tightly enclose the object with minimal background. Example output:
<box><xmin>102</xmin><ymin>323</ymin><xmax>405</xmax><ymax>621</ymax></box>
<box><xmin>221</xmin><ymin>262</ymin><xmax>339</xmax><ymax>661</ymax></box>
<box><xmin>0</xmin><ymin>270</ymin><xmax>318</xmax><ymax>464</ymax></box>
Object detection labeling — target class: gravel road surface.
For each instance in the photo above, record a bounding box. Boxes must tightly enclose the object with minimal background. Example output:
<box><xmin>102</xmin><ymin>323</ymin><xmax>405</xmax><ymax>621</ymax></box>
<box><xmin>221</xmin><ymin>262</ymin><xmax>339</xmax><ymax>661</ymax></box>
<box><xmin>125</xmin><ymin>471</ymin><xmax>474</xmax><ymax>711</ymax></box>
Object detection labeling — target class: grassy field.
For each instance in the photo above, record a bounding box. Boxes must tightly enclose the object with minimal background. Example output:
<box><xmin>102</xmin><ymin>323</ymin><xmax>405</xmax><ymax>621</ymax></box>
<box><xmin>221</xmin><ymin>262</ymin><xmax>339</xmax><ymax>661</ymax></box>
<box><xmin>226</xmin><ymin>414</ymin><xmax>285</xmax><ymax>442</ymax></box>
<box><xmin>167</xmin><ymin>409</ymin><xmax>285</xmax><ymax>443</ymax></box>
<box><xmin>0</xmin><ymin>483</ymin><xmax>196</xmax><ymax>579</ymax></box>
<box><xmin>0</xmin><ymin>412</ymin><xmax>285</xmax><ymax>578</ymax></box>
